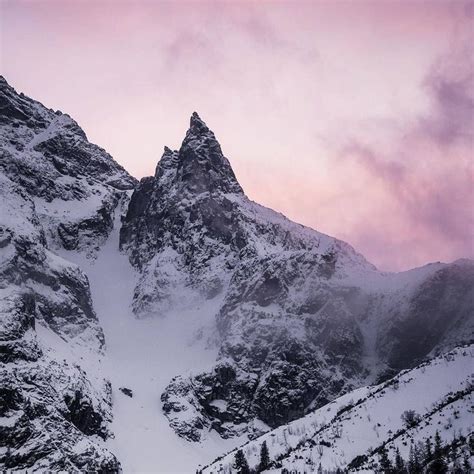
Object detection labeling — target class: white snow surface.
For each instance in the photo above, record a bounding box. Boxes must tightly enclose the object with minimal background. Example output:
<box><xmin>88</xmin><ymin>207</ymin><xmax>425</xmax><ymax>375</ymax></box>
<box><xmin>58</xmin><ymin>210</ymin><xmax>246</xmax><ymax>473</ymax></box>
<box><xmin>203</xmin><ymin>345</ymin><xmax>474</xmax><ymax>473</ymax></box>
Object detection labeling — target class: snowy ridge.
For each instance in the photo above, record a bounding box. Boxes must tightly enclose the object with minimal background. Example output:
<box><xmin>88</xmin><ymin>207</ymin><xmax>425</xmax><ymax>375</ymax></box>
<box><xmin>202</xmin><ymin>344</ymin><xmax>474</xmax><ymax>473</ymax></box>
<box><xmin>224</xmin><ymin>193</ymin><xmax>374</xmax><ymax>276</ymax></box>
<box><xmin>0</xmin><ymin>75</ymin><xmax>136</xmax><ymax>254</ymax></box>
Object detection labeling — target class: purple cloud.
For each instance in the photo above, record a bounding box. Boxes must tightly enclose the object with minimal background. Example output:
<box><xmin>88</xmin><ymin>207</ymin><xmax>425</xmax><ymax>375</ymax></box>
<box><xmin>420</xmin><ymin>55</ymin><xmax>474</xmax><ymax>146</ymax></box>
<box><xmin>339</xmin><ymin>28</ymin><xmax>474</xmax><ymax>269</ymax></box>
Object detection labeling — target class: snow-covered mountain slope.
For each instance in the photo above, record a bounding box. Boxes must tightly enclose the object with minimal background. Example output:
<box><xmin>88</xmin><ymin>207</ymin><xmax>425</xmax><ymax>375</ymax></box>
<box><xmin>120</xmin><ymin>113</ymin><xmax>474</xmax><ymax>442</ymax></box>
<box><xmin>0</xmin><ymin>174</ymin><xmax>118</xmax><ymax>470</ymax></box>
<box><xmin>0</xmin><ymin>75</ymin><xmax>136</xmax><ymax>253</ymax></box>
<box><xmin>202</xmin><ymin>344</ymin><xmax>474</xmax><ymax>473</ymax></box>
<box><xmin>0</xmin><ymin>76</ymin><xmax>136</xmax><ymax>470</ymax></box>
<box><xmin>0</xmin><ymin>78</ymin><xmax>243</xmax><ymax>472</ymax></box>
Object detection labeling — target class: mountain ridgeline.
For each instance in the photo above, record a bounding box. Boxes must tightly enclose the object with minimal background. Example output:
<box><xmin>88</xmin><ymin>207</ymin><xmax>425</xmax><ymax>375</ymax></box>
<box><xmin>0</xmin><ymin>76</ymin><xmax>472</xmax><ymax>471</ymax></box>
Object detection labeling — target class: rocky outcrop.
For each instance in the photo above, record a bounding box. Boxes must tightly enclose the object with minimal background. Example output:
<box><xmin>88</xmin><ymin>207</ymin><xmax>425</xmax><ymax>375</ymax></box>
<box><xmin>0</xmin><ymin>357</ymin><xmax>118</xmax><ymax>472</ymax></box>
<box><xmin>120</xmin><ymin>113</ymin><xmax>243</xmax><ymax>267</ymax></box>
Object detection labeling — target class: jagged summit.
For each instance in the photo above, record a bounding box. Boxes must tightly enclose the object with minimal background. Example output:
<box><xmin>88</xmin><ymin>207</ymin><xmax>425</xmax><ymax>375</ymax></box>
<box><xmin>154</xmin><ymin>146</ymin><xmax>179</xmax><ymax>178</ymax></box>
<box><xmin>0</xmin><ymin>75</ymin><xmax>136</xmax><ymax>193</ymax></box>
<box><xmin>121</xmin><ymin>113</ymin><xmax>247</xmax><ymax>269</ymax></box>
<box><xmin>0</xmin><ymin>75</ymin><xmax>12</xmax><ymax>89</ymax></box>
<box><xmin>188</xmin><ymin>111</ymin><xmax>210</xmax><ymax>135</ymax></box>
<box><xmin>121</xmin><ymin>110</ymin><xmax>474</xmax><ymax>445</ymax></box>
<box><xmin>152</xmin><ymin>112</ymin><xmax>243</xmax><ymax>196</ymax></box>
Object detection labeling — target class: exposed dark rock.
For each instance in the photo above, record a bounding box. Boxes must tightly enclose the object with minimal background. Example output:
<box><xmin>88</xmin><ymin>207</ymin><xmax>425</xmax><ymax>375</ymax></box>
<box><xmin>64</xmin><ymin>389</ymin><xmax>107</xmax><ymax>438</ymax></box>
<box><xmin>119</xmin><ymin>387</ymin><xmax>133</xmax><ymax>398</ymax></box>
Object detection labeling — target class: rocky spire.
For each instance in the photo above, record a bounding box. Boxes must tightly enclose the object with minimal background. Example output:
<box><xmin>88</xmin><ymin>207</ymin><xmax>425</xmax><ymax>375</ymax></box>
<box><xmin>154</xmin><ymin>146</ymin><xmax>178</xmax><ymax>176</ymax></box>
<box><xmin>154</xmin><ymin>112</ymin><xmax>244</xmax><ymax>196</ymax></box>
<box><xmin>188</xmin><ymin>111</ymin><xmax>211</xmax><ymax>136</ymax></box>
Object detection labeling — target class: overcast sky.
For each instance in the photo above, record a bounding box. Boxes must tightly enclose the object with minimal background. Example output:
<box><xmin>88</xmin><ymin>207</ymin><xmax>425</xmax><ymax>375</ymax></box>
<box><xmin>2</xmin><ymin>0</ymin><xmax>473</xmax><ymax>271</ymax></box>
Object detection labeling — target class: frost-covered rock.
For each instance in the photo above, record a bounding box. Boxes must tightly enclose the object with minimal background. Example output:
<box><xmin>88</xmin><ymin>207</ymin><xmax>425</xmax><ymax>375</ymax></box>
<box><xmin>0</xmin><ymin>357</ymin><xmax>118</xmax><ymax>472</ymax></box>
<box><xmin>0</xmin><ymin>180</ymin><xmax>119</xmax><ymax>470</ymax></box>
<box><xmin>0</xmin><ymin>75</ymin><xmax>136</xmax><ymax>253</ymax></box>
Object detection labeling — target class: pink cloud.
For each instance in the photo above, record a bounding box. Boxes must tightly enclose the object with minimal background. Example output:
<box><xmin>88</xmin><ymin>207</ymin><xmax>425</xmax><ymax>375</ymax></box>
<box><xmin>332</xmin><ymin>23</ymin><xmax>474</xmax><ymax>270</ymax></box>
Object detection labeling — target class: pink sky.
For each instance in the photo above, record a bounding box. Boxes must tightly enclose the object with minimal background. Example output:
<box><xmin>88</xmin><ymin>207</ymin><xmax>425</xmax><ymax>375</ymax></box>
<box><xmin>1</xmin><ymin>0</ymin><xmax>473</xmax><ymax>271</ymax></box>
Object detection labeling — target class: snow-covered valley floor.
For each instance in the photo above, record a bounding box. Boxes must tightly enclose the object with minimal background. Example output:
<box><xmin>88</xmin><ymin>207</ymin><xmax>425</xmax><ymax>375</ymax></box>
<box><xmin>60</xmin><ymin>213</ymin><xmax>244</xmax><ymax>473</ymax></box>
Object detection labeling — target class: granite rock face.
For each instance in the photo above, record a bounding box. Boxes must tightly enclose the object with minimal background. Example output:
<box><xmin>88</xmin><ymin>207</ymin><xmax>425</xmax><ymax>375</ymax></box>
<box><xmin>120</xmin><ymin>114</ymin><xmax>474</xmax><ymax>441</ymax></box>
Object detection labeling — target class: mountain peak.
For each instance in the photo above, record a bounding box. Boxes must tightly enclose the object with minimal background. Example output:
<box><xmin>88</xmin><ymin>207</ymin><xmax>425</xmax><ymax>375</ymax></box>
<box><xmin>185</xmin><ymin>111</ymin><xmax>215</xmax><ymax>144</ymax></box>
<box><xmin>189</xmin><ymin>111</ymin><xmax>209</xmax><ymax>133</ymax></box>
<box><xmin>152</xmin><ymin>113</ymin><xmax>244</xmax><ymax>196</ymax></box>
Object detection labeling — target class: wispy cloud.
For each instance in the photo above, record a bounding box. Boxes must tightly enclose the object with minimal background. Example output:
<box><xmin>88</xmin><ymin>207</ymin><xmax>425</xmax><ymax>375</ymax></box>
<box><xmin>335</xmin><ymin>17</ymin><xmax>474</xmax><ymax>269</ymax></box>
